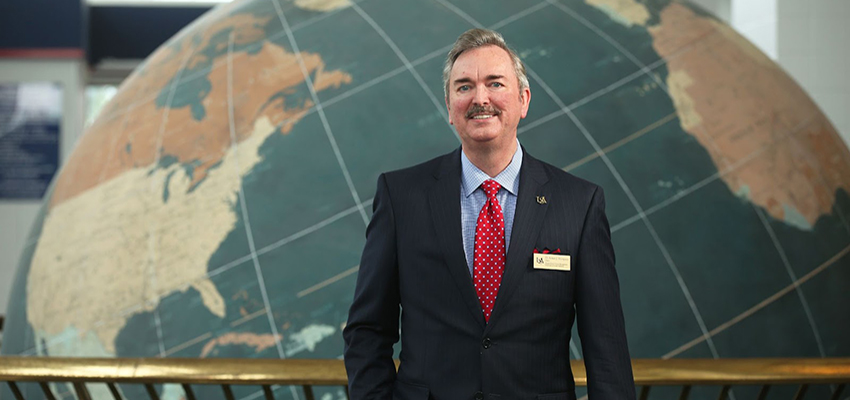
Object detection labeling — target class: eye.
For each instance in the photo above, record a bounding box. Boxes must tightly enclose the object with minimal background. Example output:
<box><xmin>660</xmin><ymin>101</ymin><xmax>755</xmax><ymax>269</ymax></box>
<box><xmin>490</xmin><ymin>82</ymin><xmax>504</xmax><ymax>88</ymax></box>
<box><xmin>458</xmin><ymin>85</ymin><xmax>470</xmax><ymax>92</ymax></box>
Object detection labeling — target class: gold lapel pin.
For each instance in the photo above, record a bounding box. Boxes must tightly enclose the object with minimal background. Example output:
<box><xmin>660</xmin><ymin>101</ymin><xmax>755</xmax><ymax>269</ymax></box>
<box><xmin>536</xmin><ymin>196</ymin><xmax>547</xmax><ymax>204</ymax></box>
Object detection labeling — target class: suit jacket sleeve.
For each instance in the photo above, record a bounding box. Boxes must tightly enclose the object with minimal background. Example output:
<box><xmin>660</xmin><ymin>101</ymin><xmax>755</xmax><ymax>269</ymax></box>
<box><xmin>343</xmin><ymin>173</ymin><xmax>400</xmax><ymax>399</ymax></box>
<box><xmin>575</xmin><ymin>186</ymin><xmax>636</xmax><ymax>399</ymax></box>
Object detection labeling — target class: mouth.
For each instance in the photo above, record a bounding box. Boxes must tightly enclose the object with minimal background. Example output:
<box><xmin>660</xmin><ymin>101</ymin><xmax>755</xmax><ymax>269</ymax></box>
<box><xmin>466</xmin><ymin>106</ymin><xmax>501</xmax><ymax>120</ymax></box>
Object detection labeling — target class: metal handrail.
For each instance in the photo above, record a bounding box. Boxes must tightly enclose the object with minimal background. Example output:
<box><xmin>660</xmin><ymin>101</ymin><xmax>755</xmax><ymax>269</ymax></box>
<box><xmin>0</xmin><ymin>357</ymin><xmax>848</xmax><ymax>399</ymax></box>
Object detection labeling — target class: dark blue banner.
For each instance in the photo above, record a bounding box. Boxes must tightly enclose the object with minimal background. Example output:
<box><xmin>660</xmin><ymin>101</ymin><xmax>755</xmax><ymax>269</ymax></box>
<box><xmin>0</xmin><ymin>83</ymin><xmax>61</xmax><ymax>200</ymax></box>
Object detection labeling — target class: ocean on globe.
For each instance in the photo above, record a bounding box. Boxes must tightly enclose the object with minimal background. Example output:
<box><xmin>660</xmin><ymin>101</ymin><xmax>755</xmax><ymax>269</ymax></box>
<box><xmin>3</xmin><ymin>0</ymin><xmax>850</xmax><ymax>399</ymax></box>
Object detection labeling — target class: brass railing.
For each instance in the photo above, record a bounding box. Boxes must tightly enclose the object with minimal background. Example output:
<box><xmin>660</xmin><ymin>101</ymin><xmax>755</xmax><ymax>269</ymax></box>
<box><xmin>0</xmin><ymin>357</ymin><xmax>848</xmax><ymax>400</ymax></box>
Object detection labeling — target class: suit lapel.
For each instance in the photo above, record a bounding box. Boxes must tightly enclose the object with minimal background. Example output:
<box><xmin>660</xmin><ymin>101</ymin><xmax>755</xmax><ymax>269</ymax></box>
<box><xmin>428</xmin><ymin>148</ymin><xmax>486</xmax><ymax>329</ymax></box>
<box><xmin>485</xmin><ymin>149</ymin><xmax>550</xmax><ymax>333</ymax></box>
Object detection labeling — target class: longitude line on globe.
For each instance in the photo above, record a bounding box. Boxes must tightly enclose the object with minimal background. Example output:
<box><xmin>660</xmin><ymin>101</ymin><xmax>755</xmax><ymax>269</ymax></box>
<box><xmin>348</xmin><ymin>2</ymin><xmax>460</xmax><ymax>143</ymax></box>
<box><xmin>225</xmin><ymin>32</ymin><xmax>296</xmax><ymax>386</ymax></box>
<box><xmin>431</xmin><ymin>3</ymin><xmax>586</xmax><ymax>361</ymax></box>
<box><xmin>314</xmin><ymin>2</ymin><xmax>547</xmax><ymax>113</ymax></box>
<box><xmin>528</xmin><ymin>63</ymin><xmax>721</xmax><ymax>359</ymax></box>
<box><xmin>94</xmin><ymin>0</ymin><xmax>366</xmax><ymax>124</ymax></box>
<box><xmin>270</xmin><ymin>0</ymin><xmax>369</xmax><ymax>227</ymax></box>
<box><xmin>753</xmin><ymin>206</ymin><xmax>827</xmax><ymax>357</ymax></box>
<box><xmin>547</xmin><ymin>0</ymin><xmax>826</xmax><ymax>354</ymax></box>
<box><xmin>547</xmin><ymin>0</ymin><xmax>787</xmax><ymax>362</ymax></box>
<box><xmin>158</xmin><ymin>197</ymin><xmax>372</xmax><ymax>357</ymax></box>
<box><xmin>15</xmin><ymin>196</ymin><xmax>376</xmax><ymax>359</ymax></box>
<box><xmin>663</xmin><ymin>243</ymin><xmax>850</xmax><ymax>359</ymax></box>
<box><xmin>146</xmin><ymin>36</ymin><xmax>201</xmax><ymax>359</ymax></box>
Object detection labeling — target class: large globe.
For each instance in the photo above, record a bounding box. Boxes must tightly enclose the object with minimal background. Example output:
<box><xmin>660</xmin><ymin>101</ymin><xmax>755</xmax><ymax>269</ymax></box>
<box><xmin>4</xmin><ymin>0</ymin><xmax>850</xmax><ymax>399</ymax></box>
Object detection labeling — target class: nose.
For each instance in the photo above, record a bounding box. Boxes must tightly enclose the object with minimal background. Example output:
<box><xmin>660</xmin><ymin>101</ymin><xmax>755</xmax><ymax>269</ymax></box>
<box><xmin>472</xmin><ymin>86</ymin><xmax>489</xmax><ymax>105</ymax></box>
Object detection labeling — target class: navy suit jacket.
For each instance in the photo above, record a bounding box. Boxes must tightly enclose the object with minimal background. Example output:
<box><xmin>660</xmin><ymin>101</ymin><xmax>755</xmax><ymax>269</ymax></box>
<box><xmin>343</xmin><ymin>147</ymin><xmax>635</xmax><ymax>400</ymax></box>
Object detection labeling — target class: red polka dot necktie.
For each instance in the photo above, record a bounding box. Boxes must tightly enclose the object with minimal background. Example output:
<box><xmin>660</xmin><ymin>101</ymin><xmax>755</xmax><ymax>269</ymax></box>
<box><xmin>474</xmin><ymin>179</ymin><xmax>505</xmax><ymax>323</ymax></box>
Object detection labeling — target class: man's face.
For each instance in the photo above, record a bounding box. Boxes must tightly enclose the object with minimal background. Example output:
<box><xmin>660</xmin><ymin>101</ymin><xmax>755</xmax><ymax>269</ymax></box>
<box><xmin>446</xmin><ymin>45</ymin><xmax>531</xmax><ymax>149</ymax></box>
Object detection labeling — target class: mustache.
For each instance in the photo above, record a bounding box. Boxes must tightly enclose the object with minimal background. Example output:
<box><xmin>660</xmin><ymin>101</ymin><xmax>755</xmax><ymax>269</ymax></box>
<box><xmin>465</xmin><ymin>105</ymin><xmax>501</xmax><ymax>119</ymax></box>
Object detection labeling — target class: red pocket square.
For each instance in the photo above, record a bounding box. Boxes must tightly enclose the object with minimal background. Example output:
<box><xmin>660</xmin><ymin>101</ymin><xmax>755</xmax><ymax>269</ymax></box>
<box><xmin>533</xmin><ymin>248</ymin><xmax>561</xmax><ymax>254</ymax></box>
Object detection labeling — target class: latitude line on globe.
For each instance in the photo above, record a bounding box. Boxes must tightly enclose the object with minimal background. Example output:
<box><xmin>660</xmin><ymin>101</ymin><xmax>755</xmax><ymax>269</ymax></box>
<box><xmin>527</xmin><ymin>63</ymin><xmax>721</xmax><ymax>359</ymax></box>
<box><xmin>94</xmin><ymin>0</ymin><xmax>549</xmax><ymax>130</ymax></box>
<box><xmin>551</xmin><ymin>2</ymin><xmax>826</xmax><ymax>346</ymax></box>
<box><xmin>225</xmin><ymin>30</ymin><xmax>291</xmax><ymax>369</ymax></box>
<box><xmin>606</xmin><ymin>114</ymin><xmax>829</xmax><ymax>358</ymax></box>
<box><xmin>548</xmin><ymin>0</ymin><xmax>818</xmax><ymax>362</ymax></box>
<box><xmin>611</xmin><ymin>111</ymin><xmax>826</xmax><ymax>356</ymax></box>
<box><xmin>753</xmin><ymin>205</ymin><xmax>827</xmax><ymax>357</ymax></box>
<box><xmin>662</xmin><ymin>243</ymin><xmax>850</xmax><ymax>359</ymax></box>
<box><xmin>15</xmin><ymin>198</ymin><xmax>378</xmax><ymax>359</ymax></box>
<box><xmin>349</xmin><ymin>2</ymin><xmax>460</xmax><ymax>142</ymax></box>
<box><xmin>147</xmin><ymin>38</ymin><xmax>201</xmax><ymax>359</ymax></box>
<box><xmin>613</xmin><ymin>115</ymin><xmax>817</xmax><ymax>231</ymax></box>
<box><xmin>93</xmin><ymin>0</ymin><xmax>372</xmax><ymax>124</ymax></box>
<box><xmin>271</xmin><ymin>0</ymin><xmax>369</xmax><ymax>228</ymax></box>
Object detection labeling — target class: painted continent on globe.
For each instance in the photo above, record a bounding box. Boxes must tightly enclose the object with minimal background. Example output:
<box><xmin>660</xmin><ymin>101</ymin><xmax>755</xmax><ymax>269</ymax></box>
<box><xmin>4</xmin><ymin>0</ymin><xmax>849</xmax><ymax>399</ymax></box>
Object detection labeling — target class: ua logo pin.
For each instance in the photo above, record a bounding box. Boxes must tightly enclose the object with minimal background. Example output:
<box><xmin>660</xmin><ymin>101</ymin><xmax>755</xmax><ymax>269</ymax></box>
<box><xmin>536</xmin><ymin>196</ymin><xmax>547</xmax><ymax>204</ymax></box>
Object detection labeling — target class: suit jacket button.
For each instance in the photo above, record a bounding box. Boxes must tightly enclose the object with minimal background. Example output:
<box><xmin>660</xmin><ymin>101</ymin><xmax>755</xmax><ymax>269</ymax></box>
<box><xmin>474</xmin><ymin>391</ymin><xmax>484</xmax><ymax>400</ymax></box>
<box><xmin>482</xmin><ymin>338</ymin><xmax>491</xmax><ymax>349</ymax></box>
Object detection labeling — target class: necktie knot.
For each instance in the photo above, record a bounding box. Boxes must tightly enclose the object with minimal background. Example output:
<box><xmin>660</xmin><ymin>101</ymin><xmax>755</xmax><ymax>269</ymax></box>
<box><xmin>482</xmin><ymin>179</ymin><xmax>500</xmax><ymax>199</ymax></box>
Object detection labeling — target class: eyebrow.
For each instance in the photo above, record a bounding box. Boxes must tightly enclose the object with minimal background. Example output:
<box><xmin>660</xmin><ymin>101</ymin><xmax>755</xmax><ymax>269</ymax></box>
<box><xmin>452</xmin><ymin>75</ymin><xmax>507</xmax><ymax>86</ymax></box>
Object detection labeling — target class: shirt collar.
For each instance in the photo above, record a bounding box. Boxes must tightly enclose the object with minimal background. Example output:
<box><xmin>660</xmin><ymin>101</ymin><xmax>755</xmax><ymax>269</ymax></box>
<box><xmin>461</xmin><ymin>140</ymin><xmax>523</xmax><ymax>198</ymax></box>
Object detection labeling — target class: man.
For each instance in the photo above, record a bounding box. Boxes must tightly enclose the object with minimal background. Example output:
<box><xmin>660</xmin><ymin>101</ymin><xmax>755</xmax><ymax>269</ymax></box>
<box><xmin>343</xmin><ymin>28</ymin><xmax>635</xmax><ymax>400</ymax></box>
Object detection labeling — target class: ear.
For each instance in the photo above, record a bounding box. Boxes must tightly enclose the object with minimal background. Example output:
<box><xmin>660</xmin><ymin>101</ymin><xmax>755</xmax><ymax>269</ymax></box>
<box><xmin>519</xmin><ymin>87</ymin><xmax>531</xmax><ymax>119</ymax></box>
<box><xmin>445</xmin><ymin>95</ymin><xmax>454</xmax><ymax>125</ymax></box>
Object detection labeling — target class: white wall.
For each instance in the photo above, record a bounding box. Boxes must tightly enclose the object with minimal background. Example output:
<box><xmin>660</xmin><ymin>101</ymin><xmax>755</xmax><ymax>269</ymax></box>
<box><xmin>776</xmin><ymin>0</ymin><xmax>850</xmax><ymax>144</ymax></box>
<box><xmin>0</xmin><ymin>59</ymin><xmax>86</xmax><ymax>316</ymax></box>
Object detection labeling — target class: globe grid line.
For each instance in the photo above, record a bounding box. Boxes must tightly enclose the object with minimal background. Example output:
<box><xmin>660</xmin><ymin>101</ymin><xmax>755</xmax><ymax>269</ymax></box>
<box><xmin>349</xmin><ymin>1</ymin><xmax>460</xmax><ymax>143</ymax></box>
<box><xmin>92</xmin><ymin>0</ymin><xmax>373</xmax><ymax>125</ymax></box>
<box><xmin>529</xmin><ymin>62</ymin><xmax>723</xmax><ymax>358</ymax></box>
<box><xmin>144</xmin><ymin>32</ymin><xmax>202</xmax><ymax>363</ymax></box>
<box><xmin>12</xmin><ymin>198</ymin><xmax>374</xmax><ymax>358</ymax></box>
<box><xmin>607</xmin><ymin>114</ymin><xmax>829</xmax><ymax>356</ymax></box>
<box><xmin>547</xmin><ymin>0</ymin><xmax>827</xmax><ymax>363</ymax></box>
<box><xmin>752</xmin><ymin>205</ymin><xmax>827</xmax><ymax>357</ymax></box>
<box><xmin>271</xmin><ymin>0</ymin><xmax>369</xmax><ymax>229</ymax></box>
<box><xmin>544</xmin><ymin>3</ymin><xmax>830</xmax><ymax>362</ymax></box>
<box><xmin>225</xmin><ymin>28</ymin><xmax>290</xmax><ymax>367</ymax></box>
<box><xmin>93</xmin><ymin>0</ymin><xmax>548</xmax><ymax>134</ymax></box>
<box><xmin>663</xmin><ymin>243</ymin><xmax>850</xmax><ymax>359</ymax></box>
<box><xmin>561</xmin><ymin>112</ymin><xmax>679</xmax><ymax>174</ymax></box>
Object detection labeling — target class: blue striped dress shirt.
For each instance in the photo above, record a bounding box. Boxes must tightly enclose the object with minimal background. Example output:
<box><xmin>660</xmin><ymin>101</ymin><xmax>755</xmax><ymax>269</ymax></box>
<box><xmin>460</xmin><ymin>142</ymin><xmax>522</xmax><ymax>276</ymax></box>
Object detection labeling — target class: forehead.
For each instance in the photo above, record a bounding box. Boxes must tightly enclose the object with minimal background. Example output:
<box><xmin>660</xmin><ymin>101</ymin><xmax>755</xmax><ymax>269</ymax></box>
<box><xmin>450</xmin><ymin>45</ymin><xmax>516</xmax><ymax>80</ymax></box>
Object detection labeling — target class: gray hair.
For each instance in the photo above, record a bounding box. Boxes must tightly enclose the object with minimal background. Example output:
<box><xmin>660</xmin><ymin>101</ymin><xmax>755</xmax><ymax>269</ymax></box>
<box><xmin>442</xmin><ymin>28</ymin><xmax>530</xmax><ymax>100</ymax></box>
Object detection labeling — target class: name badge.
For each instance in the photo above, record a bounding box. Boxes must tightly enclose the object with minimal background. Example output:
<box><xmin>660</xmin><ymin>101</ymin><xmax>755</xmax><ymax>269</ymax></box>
<box><xmin>533</xmin><ymin>253</ymin><xmax>571</xmax><ymax>271</ymax></box>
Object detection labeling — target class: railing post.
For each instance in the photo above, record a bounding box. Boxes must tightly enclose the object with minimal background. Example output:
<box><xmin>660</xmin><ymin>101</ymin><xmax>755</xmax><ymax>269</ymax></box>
<box><xmin>716</xmin><ymin>385</ymin><xmax>730</xmax><ymax>400</ymax></box>
<box><xmin>39</xmin><ymin>381</ymin><xmax>58</xmax><ymax>400</ymax></box>
<box><xmin>222</xmin><ymin>383</ymin><xmax>235</xmax><ymax>400</ymax></box>
<box><xmin>303</xmin><ymin>385</ymin><xmax>316</xmax><ymax>400</ymax></box>
<box><xmin>73</xmin><ymin>382</ymin><xmax>93</xmax><ymax>400</ymax></box>
<box><xmin>262</xmin><ymin>384</ymin><xmax>276</xmax><ymax>400</ymax></box>
<box><xmin>830</xmin><ymin>384</ymin><xmax>845</xmax><ymax>400</ymax></box>
<box><xmin>678</xmin><ymin>385</ymin><xmax>692</xmax><ymax>400</ymax></box>
<box><xmin>638</xmin><ymin>386</ymin><xmax>651</xmax><ymax>400</ymax></box>
<box><xmin>793</xmin><ymin>384</ymin><xmax>809</xmax><ymax>400</ymax></box>
<box><xmin>7</xmin><ymin>382</ymin><xmax>24</xmax><ymax>400</ymax></box>
<box><xmin>181</xmin><ymin>383</ymin><xmax>196</xmax><ymax>400</ymax></box>
<box><xmin>144</xmin><ymin>383</ymin><xmax>160</xmax><ymax>400</ymax></box>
